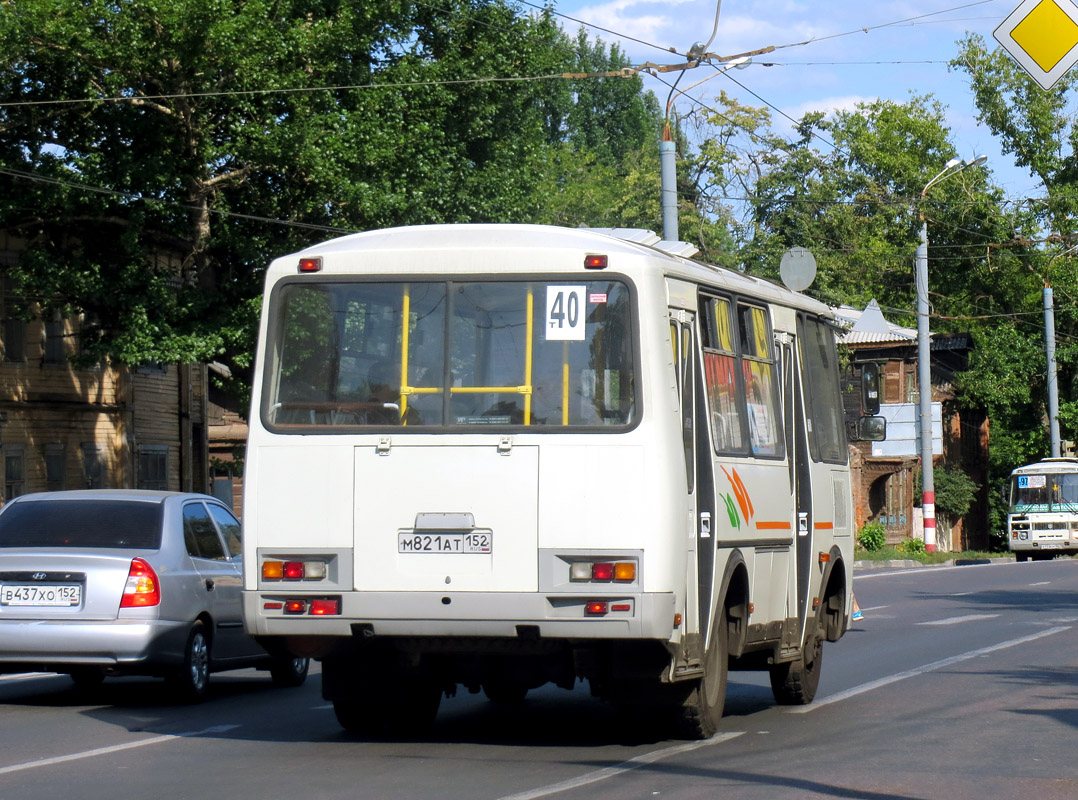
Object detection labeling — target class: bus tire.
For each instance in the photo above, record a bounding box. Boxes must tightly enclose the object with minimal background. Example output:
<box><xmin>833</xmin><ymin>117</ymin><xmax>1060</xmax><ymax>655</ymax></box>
<box><xmin>679</xmin><ymin>606</ymin><xmax>729</xmax><ymax>739</ymax></box>
<box><xmin>769</xmin><ymin>631</ymin><xmax>823</xmax><ymax>705</ymax></box>
<box><xmin>1015</xmin><ymin>552</ymin><xmax>1030</xmax><ymax>562</ymax></box>
<box><xmin>332</xmin><ymin>679</ymin><xmax>442</xmax><ymax>737</ymax></box>
<box><xmin>483</xmin><ymin>681</ymin><xmax>529</xmax><ymax>705</ymax></box>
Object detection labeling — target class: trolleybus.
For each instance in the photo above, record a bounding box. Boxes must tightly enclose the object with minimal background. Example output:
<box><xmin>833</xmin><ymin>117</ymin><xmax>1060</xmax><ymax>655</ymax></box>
<box><xmin>241</xmin><ymin>224</ymin><xmax>860</xmax><ymax>738</ymax></box>
<box><xmin>1008</xmin><ymin>457</ymin><xmax>1078</xmax><ymax>561</ymax></box>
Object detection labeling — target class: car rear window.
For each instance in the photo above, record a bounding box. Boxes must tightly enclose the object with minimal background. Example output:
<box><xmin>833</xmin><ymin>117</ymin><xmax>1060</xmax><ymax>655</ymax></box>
<box><xmin>0</xmin><ymin>500</ymin><xmax>163</xmax><ymax>549</ymax></box>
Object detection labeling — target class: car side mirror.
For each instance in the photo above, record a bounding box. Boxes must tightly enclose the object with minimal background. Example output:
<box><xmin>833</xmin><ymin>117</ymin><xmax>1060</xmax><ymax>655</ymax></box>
<box><xmin>861</xmin><ymin>362</ymin><xmax>880</xmax><ymax>415</ymax></box>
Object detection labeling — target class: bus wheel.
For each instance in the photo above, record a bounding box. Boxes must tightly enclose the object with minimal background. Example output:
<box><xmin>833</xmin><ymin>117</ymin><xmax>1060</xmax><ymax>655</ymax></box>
<box><xmin>333</xmin><ymin>679</ymin><xmax>442</xmax><ymax>737</ymax></box>
<box><xmin>770</xmin><ymin>631</ymin><xmax>823</xmax><ymax>705</ymax></box>
<box><xmin>483</xmin><ymin>681</ymin><xmax>529</xmax><ymax>705</ymax></box>
<box><xmin>679</xmin><ymin>606</ymin><xmax>729</xmax><ymax>739</ymax></box>
<box><xmin>1015</xmin><ymin>552</ymin><xmax>1030</xmax><ymax>563</ymax></box>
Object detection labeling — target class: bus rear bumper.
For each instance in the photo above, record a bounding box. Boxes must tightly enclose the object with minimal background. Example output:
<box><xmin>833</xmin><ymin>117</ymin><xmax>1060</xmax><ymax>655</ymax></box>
<box><xmin>243</xmin><ymin>590</ymin><xmax>676</xmax><ymax>642</ymax></box>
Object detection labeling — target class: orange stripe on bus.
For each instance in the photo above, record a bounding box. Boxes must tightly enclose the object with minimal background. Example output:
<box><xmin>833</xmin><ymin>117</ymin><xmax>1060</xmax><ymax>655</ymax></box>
<box><xmin>814</xmin><ymin>521</ymin><xmax>834</xmax><ymax>530</ymax></box>
<box><xmin>755</xmin><ymin>521</ymin><xmax>791</xmax><ymax>530</ymax></box>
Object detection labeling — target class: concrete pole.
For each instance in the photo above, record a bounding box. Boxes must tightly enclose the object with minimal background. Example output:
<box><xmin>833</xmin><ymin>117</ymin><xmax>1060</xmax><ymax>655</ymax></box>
<box><xmin>660</xmin><ymin>124</ymin><xmax>678</xmax><ymax>242</ymax></box>
<box><xmin>916</xmin><ymin>221</ymin><xmax>937</xmax><ymax>552</ymax></box>
<box><xmin>1045</xmin><ymin>285</ymin><xmax>1061</xmax><ymax>457</ymax></box>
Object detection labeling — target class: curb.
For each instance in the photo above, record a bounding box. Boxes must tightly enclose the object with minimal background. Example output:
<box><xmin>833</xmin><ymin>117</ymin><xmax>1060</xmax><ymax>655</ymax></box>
<box><xmin>854</xmin><ymin>557</ymin><xmax>1015</xmax><ymax>571</ymax></box>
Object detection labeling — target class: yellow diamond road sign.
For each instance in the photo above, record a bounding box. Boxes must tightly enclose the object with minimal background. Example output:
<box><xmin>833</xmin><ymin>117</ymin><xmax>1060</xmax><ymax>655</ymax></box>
<box><xmin>995</xmin><ymin>0</ymin><xmax>1078</xmax><ymax>89</ymax></box>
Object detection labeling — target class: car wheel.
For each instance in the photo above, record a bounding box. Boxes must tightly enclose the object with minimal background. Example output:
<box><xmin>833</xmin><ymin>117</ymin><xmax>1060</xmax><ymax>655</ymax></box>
<box><xmin>169</xmin><ymin>621</ymin><xmax>210</xmax><ymax>702</ymax></box>
<box><xmin>270</xmin><ymin>655</ymin><xmax>310</xmax><ymax>688</ymax></box>
<box><xmin>69</xmin><ymin>667</ymin><xmax>106</xmax><ymax>691</ymax></box>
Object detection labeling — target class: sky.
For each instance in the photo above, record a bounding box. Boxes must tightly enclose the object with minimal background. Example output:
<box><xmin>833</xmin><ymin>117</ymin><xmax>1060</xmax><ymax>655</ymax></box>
<box><xmin>546</xmin><ymin>0</ymin><xmax>1063</xmax><ymax>201</ymax></box>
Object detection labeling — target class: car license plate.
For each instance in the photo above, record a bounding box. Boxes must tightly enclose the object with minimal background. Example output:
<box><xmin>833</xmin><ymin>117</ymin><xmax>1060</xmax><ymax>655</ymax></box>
<box><xmin>398</xmin><ymin>531</ymin><xmax>492</xmax><ymax>554</ymax></box>
<box><xmin>0</xmin><ymin>584</ymin><xmax>82</xmax><ymax>607</ymax></box>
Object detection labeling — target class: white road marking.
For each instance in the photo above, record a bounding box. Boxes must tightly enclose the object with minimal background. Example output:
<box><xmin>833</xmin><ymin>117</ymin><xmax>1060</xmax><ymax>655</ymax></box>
<box><xmin>861</xmin><ymin>605</ymin><xmax>888</xmax><ymax>612</ymax></box>
<box><xmin>1029</xmin><ymin>581</ymin><xmax>1051</xmax><ymax>586</ymax></box>
<box><xmin>0</xmin><ymin>724</ymin><xmax>239</xmax><ymax>775</ymax></box>
<box><xmin>496</xmin><ymin>732</ymin><xmax>745</xmax><ymax>800</ymax></box>
<box><xmin>0</xmin><ymin>672</ymin><xmax>57</xmax><ymax>683</ymax></box>
<box><xmin>788</xmin><ymin>625</ymin><xmax>1071</xmax><ymax>714</ymax></box>
<box><xmin>917</xmin><ymin>614</ymin><xmax>1000</xmax><ymax>626</ymax></box>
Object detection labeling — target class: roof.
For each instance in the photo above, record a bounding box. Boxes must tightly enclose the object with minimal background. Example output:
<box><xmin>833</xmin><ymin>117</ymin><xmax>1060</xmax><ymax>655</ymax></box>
<box><xmin>832</xmin><ymin>301</ymin><xmax>972</xmax><ymax>352</ymax></box>
<box><xmin>832</xmin><ymin>300</ymin><xmax>915</xmax><ymax>344</ymax></box>
<box><xmin>275</xmin><ymin>224</ymin><xmax>834</xmax><ymax>317</ymax></box>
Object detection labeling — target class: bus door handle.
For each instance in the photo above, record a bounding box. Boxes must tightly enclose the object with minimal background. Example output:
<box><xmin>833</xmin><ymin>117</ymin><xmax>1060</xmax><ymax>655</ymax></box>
<box><xmin>699</xmin><ymin>511</ymin><xmax>712</xmax><ymax>538</ymax></box>
<box><xmin>798</xmin><ymin>512</ymin><xmax>809</xmax><ymax>536</ymax></box>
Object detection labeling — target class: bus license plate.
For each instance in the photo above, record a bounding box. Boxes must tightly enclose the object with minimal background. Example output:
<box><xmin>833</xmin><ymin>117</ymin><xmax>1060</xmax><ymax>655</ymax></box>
<box><xmin>398</xmin><ymin>532</ymin><xmax>492</xmax><ymax>554</ymax></box>
<box><xmin>0</xmin><ymin>584</ymin><xmax>82</xmax><ymax>607</ymax></box>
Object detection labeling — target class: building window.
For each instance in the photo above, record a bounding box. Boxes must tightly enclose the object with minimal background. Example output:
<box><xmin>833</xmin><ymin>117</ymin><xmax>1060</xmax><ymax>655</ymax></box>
<box><xmin>2</xmin><ymin>277</ymin><xmax>25</xmax><ymax>363</ymax></box>
<box><xmin>138</xmin><ymin>446</ymin><xmax>169</xmax><ymax>490</ymax></box>
<box><xmin>44</xmin><ymin>311</ymin><xmax>68</xmax><ymax>364</ymax></box>
<box><xmin>45</xmin><ymin>443</ymin><xmax>65</xmax><ymax>491</ymax></box>
<box><xmin>4</xmin><ymin>447</ymin><xmax>24</xmax><ymax>501</ymax></box>
<box><xmin>81</xmin><ymin>443</ymin><xmax>105</xmax><ymax>489</ymax></box>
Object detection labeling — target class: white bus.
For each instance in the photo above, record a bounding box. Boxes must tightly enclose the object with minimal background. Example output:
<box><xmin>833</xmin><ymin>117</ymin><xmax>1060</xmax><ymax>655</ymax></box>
<box><xmin>241</xmin><ymin>224</ymin><xmax>859</xmax><ymax>738</ymax></box>
<box><xmin>1008</xmin><ymin>457</ymin><xmax>1078</xmax><ymax>561</ymax></box>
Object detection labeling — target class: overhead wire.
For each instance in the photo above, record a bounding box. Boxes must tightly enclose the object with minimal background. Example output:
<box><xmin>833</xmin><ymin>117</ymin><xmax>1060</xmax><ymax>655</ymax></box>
<box><xmin>0</xmin><ymin>167</ymin><xmax>356</xmax><ymax>234</ymax></box>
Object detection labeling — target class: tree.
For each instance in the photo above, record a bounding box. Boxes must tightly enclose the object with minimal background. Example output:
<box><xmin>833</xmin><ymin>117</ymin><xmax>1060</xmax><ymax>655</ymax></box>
<box><xmin>0</xmin><ymin>0</ymin><xmax>663</xmax><ymax>402</ymax></box>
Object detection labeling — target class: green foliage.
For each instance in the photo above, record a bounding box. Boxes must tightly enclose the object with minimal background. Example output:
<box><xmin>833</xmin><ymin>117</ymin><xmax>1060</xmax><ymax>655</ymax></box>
<box><xmin>0</xmin><ymin>0</ymin><xmax>664</xmax><ymax>407</ymax></box>
<box><xmin>857</xmin><ymin>521</ymin><xmax>887</xmax><ymax>552</ymax></box>
<box><xmin>932</xmin><ymin>465</ymin><xmax>980</xmax><ymax>523</ymax></box>
<box><xmin>898</xmin><ymin>537</ymin><xmax>926</xmax><ymax>555</ymax></box>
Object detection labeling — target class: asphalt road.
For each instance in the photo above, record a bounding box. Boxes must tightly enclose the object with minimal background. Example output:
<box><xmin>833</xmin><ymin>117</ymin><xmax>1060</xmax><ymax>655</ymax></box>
<box><xmin>1</xmin><ymin>557</ymin><xmax>1076</xmax><ymax>800</ymax></box>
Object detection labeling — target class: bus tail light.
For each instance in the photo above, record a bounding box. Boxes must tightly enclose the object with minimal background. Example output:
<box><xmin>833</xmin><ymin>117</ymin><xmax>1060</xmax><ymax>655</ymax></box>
<box><xmin>298</xmin><ymin>256</ymin><xmax>322</xmax><ymax>273</ymax></box>
<box><xmin>569</xmin><ymin>560</ymin><xmax>636</xmax><ymax>583</ymax></box>
<box><xmin>310</xmin><ymin>599</ymin><xmax>339</xmax><ymax>615</ymax></box>
<box><xmin>585</xmin><ymin>601</ymin><xmax>608</xmax><ymax>615</ymax></box>
<box><xmin>263</xmin><ymin>559</ymin><xmax>327</xmax><ymax>581</ymax></box>
<box><xmin>268</xmin><ymin>597</ymin><xmax>341</xmax><ymax>615</ymax></box>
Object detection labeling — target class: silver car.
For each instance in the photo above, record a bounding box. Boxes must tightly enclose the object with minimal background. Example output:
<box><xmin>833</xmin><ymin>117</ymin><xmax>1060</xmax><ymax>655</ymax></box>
<box><xmin>0</xmin><ymin>490</ymin><xmax>308</xmax><ymax>700</ymax></box>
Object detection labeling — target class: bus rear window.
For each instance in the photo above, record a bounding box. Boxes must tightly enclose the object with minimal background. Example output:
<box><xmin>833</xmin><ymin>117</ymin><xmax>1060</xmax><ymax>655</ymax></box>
<box><xmin>263</xmin><ymin>279</ymin><xmax>636</xmax><ymax>429</ymax></box>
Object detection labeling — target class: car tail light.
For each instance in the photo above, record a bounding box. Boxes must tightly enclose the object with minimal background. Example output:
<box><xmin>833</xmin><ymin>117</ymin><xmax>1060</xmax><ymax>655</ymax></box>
<box><xmin>120</xmin><ymin>558</ymin><xmax>160</xmax><ymax>608</ymax></box>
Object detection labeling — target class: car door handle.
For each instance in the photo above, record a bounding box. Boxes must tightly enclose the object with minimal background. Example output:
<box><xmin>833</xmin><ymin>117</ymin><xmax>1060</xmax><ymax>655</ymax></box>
<box><xmin>205</xmin><ymin>579</ymin><xmax>215</xmax><ymax>591</ymax></box>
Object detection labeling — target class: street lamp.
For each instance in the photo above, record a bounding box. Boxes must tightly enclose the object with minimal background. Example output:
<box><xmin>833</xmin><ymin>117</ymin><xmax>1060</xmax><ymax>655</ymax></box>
<box><xmin>916</xmin><ymin>154</ymin><xmax>987</xmax><ymax>552</ymax></box>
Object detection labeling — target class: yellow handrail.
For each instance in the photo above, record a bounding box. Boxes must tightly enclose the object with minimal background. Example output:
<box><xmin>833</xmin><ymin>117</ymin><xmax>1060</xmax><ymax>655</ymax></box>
<box><xmin>396</xmin><ymin>283</ymin><xmax>544</xmax><ymax>424</ymax></box>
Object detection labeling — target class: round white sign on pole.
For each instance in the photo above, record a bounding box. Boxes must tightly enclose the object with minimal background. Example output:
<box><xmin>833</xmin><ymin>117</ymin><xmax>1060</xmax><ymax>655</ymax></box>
<box><xmin>779</xmin><ymin>247</ymin><xmax>817</xmax><ymax>292</ymax></box>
